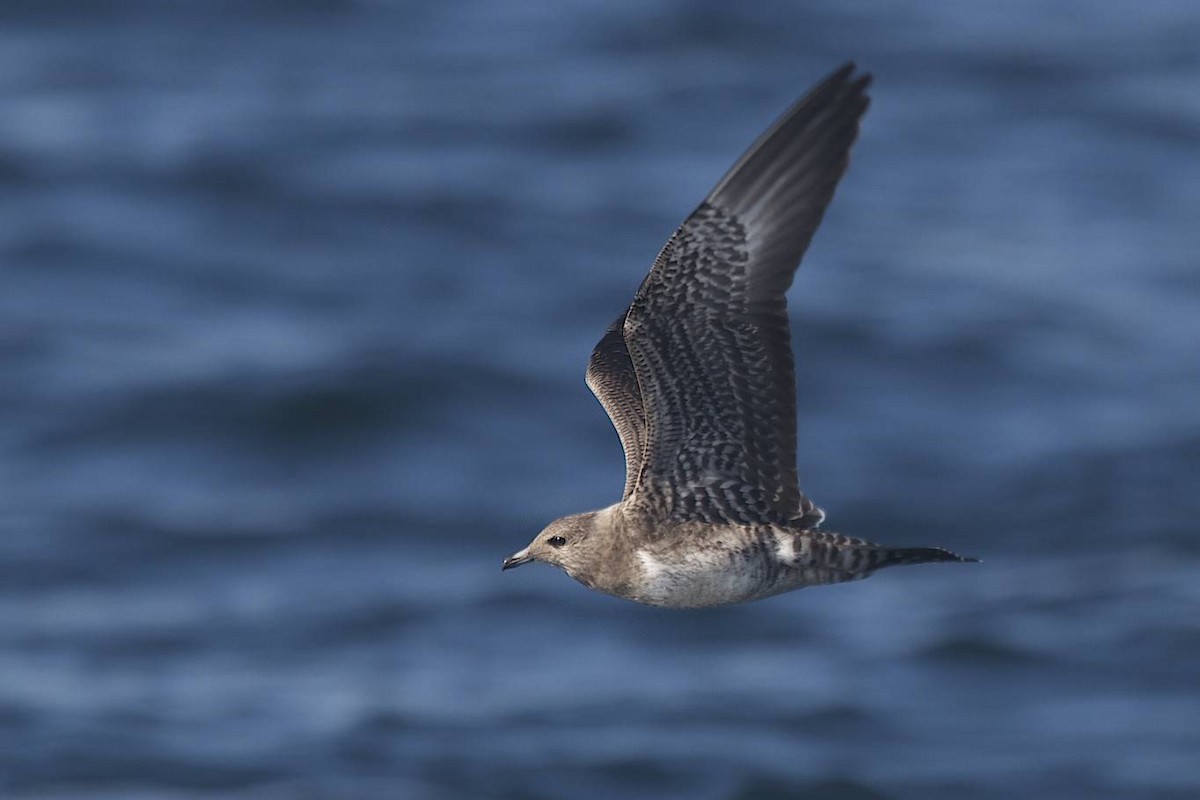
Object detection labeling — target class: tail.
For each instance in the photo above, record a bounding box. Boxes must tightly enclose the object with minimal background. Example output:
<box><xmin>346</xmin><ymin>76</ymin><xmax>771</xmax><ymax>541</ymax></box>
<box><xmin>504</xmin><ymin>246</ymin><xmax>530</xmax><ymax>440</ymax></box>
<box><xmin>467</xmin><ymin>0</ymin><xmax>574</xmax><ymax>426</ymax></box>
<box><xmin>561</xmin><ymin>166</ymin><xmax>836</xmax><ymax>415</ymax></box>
<box><xmin>870</xmin><ymin>546</ymin><xmax>980</xmax><ymax>571</ymax></box>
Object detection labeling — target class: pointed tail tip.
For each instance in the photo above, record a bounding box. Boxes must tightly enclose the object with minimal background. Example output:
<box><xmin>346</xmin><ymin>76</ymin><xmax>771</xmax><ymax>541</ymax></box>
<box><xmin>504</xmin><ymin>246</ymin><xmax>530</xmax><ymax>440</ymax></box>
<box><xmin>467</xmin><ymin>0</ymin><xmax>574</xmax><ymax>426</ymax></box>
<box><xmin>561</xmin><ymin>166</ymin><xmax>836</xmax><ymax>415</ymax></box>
<box><xmin>878</xmin><ymin>546</ymin><xmax>981</xmax><ymax>569</ymax></box>
<box><xmin>935</xmin><ymin>547</ymin><xmax>981</xmax><ymax>565</ymax></box>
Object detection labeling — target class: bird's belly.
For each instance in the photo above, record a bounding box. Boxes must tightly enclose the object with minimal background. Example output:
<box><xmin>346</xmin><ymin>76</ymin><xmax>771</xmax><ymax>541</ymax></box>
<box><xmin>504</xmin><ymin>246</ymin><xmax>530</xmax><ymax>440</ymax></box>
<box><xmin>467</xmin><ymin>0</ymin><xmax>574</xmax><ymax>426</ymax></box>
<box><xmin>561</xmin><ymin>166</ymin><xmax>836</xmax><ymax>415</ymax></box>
<box><xmin>631</xmin><ymin>546</ymin><xmax>780</xmax><ymax>608</ymax></box>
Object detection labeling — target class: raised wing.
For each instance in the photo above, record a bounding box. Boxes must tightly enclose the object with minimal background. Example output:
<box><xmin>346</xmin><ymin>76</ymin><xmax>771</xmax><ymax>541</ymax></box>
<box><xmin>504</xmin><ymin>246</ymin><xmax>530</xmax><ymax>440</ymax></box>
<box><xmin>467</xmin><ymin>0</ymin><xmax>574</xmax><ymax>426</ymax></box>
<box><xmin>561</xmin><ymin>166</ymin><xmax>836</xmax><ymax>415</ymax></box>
<box><xmin>623</xmin><ymin>63</ymin><xmax>870</xmax><ymax>525</ymax></box>
<box><xmin>585</xmin><ymin>310</ymin><xmax>646</xmax><ymax>500</ymax></box>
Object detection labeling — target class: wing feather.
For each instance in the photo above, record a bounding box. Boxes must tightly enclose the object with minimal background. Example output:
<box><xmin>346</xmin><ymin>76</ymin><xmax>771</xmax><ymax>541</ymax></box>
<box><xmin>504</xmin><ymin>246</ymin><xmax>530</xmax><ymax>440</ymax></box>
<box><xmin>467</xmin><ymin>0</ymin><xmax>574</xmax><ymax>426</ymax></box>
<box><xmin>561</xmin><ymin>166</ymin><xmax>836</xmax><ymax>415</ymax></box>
<box><xmin>621</xmin><ymin>64</ymin><xmax>870</xmax><ymax>525</ymax></box>
<box><xmin>585</xmin><ymin>310</ymin><xmax>645</xmax><ymax>500</ymax></box>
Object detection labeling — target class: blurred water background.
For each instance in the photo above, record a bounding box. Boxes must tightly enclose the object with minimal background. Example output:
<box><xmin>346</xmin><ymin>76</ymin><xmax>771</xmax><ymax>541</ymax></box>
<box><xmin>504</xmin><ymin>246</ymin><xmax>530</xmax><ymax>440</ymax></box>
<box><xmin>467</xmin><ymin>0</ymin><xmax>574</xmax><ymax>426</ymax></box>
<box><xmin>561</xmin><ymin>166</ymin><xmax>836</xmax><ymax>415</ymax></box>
<box><xmin>1</xmin><ymin>1</ymin><xmax>1198</xmax><ymax>798</ymax></box>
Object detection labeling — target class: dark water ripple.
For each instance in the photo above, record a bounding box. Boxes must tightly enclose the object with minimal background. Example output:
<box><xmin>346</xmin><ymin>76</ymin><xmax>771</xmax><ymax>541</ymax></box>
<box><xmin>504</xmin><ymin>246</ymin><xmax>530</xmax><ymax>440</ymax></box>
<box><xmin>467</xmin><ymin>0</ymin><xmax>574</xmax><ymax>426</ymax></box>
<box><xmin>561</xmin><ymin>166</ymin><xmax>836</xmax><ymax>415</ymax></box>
<box><xmin>1</xmin><ymin>1</ymin><xmax>1198</xmax><ymax>798</ymax></box>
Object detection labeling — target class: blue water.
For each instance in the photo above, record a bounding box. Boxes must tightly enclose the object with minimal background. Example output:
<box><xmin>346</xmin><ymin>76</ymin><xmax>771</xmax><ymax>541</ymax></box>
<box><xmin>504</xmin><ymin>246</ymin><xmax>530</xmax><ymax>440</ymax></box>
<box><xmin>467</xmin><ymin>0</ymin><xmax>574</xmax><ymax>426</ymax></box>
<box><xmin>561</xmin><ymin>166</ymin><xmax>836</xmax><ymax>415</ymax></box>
<box><xmin>2</xmin><ymin>2</ymin><xmax>1198</xmax><ymax>798</ymax></box>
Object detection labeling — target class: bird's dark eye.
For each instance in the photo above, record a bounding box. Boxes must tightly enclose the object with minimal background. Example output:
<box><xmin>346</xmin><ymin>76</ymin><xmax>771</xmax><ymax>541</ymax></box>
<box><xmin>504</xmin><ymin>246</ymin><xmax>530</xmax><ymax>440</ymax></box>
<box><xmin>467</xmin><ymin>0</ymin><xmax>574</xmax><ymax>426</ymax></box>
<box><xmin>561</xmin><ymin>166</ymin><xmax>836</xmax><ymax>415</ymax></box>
<box><xmin>547</xmin><ymin>535</ymin><xmax>567</xmax><ymax>548</ymax></box>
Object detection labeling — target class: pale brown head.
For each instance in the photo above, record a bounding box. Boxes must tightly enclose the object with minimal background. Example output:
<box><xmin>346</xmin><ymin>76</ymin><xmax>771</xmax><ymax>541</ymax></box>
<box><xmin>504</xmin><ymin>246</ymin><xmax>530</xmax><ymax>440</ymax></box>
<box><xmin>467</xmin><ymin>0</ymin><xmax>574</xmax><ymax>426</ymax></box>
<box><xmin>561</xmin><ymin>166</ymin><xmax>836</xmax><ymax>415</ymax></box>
<box><xmin>502</xmin><ymin>510</ymin><xmax>608</xmax><ymax>585</ymax></box>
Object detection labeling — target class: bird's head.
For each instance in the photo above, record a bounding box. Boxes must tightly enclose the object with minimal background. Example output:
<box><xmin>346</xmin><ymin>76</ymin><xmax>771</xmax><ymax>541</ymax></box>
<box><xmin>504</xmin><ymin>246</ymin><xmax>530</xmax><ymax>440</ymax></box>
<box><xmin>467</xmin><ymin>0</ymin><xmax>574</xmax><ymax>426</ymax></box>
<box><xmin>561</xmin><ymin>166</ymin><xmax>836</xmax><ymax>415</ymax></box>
<box><xmin>502</xmin><ymin>511</ymin><xmax>603</xmax><ymax>581</ymax></box>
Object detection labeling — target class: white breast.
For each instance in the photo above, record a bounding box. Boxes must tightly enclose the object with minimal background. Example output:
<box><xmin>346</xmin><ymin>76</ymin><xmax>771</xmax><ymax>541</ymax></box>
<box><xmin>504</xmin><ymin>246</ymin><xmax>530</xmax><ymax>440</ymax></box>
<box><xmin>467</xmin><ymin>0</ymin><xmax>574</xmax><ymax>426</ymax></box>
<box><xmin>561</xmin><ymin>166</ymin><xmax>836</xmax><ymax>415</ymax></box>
<box><xmin>634</xmin><ymin>546</ymin><xmax>762</xmax><ymax>608</ymax></box>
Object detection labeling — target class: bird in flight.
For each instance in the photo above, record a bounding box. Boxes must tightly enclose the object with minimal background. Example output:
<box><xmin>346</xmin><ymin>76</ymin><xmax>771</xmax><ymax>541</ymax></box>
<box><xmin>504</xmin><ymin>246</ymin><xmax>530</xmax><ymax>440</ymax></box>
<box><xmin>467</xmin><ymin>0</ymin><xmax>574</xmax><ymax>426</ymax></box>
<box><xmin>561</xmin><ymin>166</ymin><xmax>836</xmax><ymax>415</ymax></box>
<box><xmin>503</xmin><ymin>63</ymin><xmax>978</xmax><ymax>608</ymax></box>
